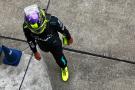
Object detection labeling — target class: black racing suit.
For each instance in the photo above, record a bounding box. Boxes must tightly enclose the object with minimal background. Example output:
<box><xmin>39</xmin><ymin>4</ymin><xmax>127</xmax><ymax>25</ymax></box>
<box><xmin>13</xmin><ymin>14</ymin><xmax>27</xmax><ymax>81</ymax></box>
<box><xmin>23</xmin><ymin>13</ymin><xmax>71</xmax><ymax>68</ymax></box>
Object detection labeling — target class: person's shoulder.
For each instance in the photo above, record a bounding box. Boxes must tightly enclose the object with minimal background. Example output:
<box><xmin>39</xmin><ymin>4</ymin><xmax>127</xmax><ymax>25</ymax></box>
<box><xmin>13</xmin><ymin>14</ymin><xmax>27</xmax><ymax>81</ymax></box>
<box><xmin>50</xmin><ymin>15</ymin><xmax>59</xmax><ymax>21</ymax></box>
<box><xmin>23</xmin><ymin>22</ymin><xmax>31</xmax><ymax>32</ymax></box>
<box><xmin>23</xmin><ymin>22</ymin><xmax>29</xmax><ymax>29</ymax></box>
<box><xmin>49</xmin><ymin>15</ymin><xmax>59</xmax><ymax>26</ymax></box>
<box><xmin>41</xmin><ymin>8</ymin><xmax>58</xmax><ymax>21</ymax></box>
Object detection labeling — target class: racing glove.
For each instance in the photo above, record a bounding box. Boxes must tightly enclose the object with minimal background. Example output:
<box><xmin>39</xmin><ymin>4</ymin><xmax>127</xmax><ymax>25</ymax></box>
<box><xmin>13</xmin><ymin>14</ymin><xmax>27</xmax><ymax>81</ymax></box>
<box><xmin>63</xmin><ymin>36</ymin><xmax>73</xmax><ymax>45</ymax></box>
<box><xmin>68</xmin><ymin>37</ymin><xmax>73</xmax><ymax>45</ymax></box>
<box><xmin>34</xmin><ymin>52</ymin><xmax>41</xmax><ymax>61</ymax></box>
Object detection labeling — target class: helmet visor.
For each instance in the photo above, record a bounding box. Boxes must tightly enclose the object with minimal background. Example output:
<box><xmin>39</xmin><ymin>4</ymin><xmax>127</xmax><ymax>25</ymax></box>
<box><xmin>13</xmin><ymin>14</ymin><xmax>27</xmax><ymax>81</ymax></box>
<box><xmin>24</xmin><ymin>5</ymin><xmax>42</xmax><ymax>28</ymax></box>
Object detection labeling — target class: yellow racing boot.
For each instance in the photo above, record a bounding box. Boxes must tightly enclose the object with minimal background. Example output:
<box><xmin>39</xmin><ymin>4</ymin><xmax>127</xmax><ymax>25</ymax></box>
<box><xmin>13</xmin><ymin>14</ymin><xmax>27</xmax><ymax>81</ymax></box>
<box><xmin>61</xmin><ymin>66</ymin><xmax>69</xmax><ymax>81</ymax></box>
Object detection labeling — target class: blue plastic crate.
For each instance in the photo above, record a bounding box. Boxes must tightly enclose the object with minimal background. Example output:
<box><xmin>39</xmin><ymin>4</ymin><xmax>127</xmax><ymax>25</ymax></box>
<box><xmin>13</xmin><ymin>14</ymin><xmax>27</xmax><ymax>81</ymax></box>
<box><xmin>2</xmin><ymin>45</ymin><xmax>22</xmax><ymax>66</ymax></box>
<box><xmin>0</xmin><ymin>46</ymin><xmax>2</xmax><ymax>55</ymax></box>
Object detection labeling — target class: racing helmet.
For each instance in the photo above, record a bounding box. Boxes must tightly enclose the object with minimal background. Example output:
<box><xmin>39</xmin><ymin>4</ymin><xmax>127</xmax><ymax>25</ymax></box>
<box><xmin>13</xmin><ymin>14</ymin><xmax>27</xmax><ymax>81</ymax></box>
<box><xmin>24</xmin><ymin>4</ymin><xmax>48</xmax><ymax>34</ymax></box>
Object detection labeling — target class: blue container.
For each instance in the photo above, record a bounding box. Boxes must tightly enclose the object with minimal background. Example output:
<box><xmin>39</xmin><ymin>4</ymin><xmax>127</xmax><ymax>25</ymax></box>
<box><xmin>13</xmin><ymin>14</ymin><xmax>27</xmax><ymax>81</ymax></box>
<box><xmin>0</xmin><ymin>46</ymin><xmax>2</xmax><ymax>55</ymax></box>
<box><xmin>2</xmin><ymin>45</ymin><xmax>22</xmax><ymax>66</ymax></box>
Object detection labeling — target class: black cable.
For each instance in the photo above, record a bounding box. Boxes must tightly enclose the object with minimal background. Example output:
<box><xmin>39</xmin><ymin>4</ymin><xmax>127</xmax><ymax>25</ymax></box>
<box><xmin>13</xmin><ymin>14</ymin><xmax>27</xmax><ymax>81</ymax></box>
<box><xmin>1</xmin><ymin>35</ymin><xmax>135</xmax><ymax>65</ymax></box>
<box><xmin>0</xmin><ymin>35</ymin><xmax>29</xmax><ymax>52</ymax></box>
<box><xmin>19</xmin><ymin>53</ymin><xmax>33</xmax><ymax>90</ymax></box>
<box><xmin>45</xmin><ymin>0</ymin><xmax>50</xmax><ymax>12</ymax></box>
<box><xmin>63</xmin><ymin>47</ymin><xmax>135</xmax><ymax>64</ymax></box>
<box><xmin>0</xmin><ymin>35</ymin><xmax>26</xmax><ymax>43</ymax></box>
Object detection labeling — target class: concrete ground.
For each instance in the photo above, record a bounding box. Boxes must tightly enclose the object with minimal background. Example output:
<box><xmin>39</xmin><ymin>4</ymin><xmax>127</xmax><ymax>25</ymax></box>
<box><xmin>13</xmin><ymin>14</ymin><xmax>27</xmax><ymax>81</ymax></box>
<box><xmin>0</xmin><ymin>52</ymin><xmax>52</xmax><ymax>90</ymax></box>
<box><xmin>42</xmin><ymin>50</ymin><xmax>135</xmax><ymax>90</ymax></box>
<box><xmin>1</xmin><ymin>0</ymin><xmax>135</xmax><ymax>90</ymax></box>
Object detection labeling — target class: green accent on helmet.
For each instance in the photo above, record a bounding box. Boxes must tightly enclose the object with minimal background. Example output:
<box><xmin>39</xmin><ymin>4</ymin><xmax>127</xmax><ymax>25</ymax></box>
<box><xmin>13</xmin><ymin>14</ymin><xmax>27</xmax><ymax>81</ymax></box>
<box><xmin>25</xmin><ymin>9</ymin><xmax>49</xmax><ymax>34</ymax></box>
<box><xmin>28</xmin><ymin>19</ymin><xmax>48</xmax><ymax>34</ymax></box>
<box><xmin>31</xmin><ymin>23</ymin><xmax>39</xmax><ymax>29</ymax></box>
